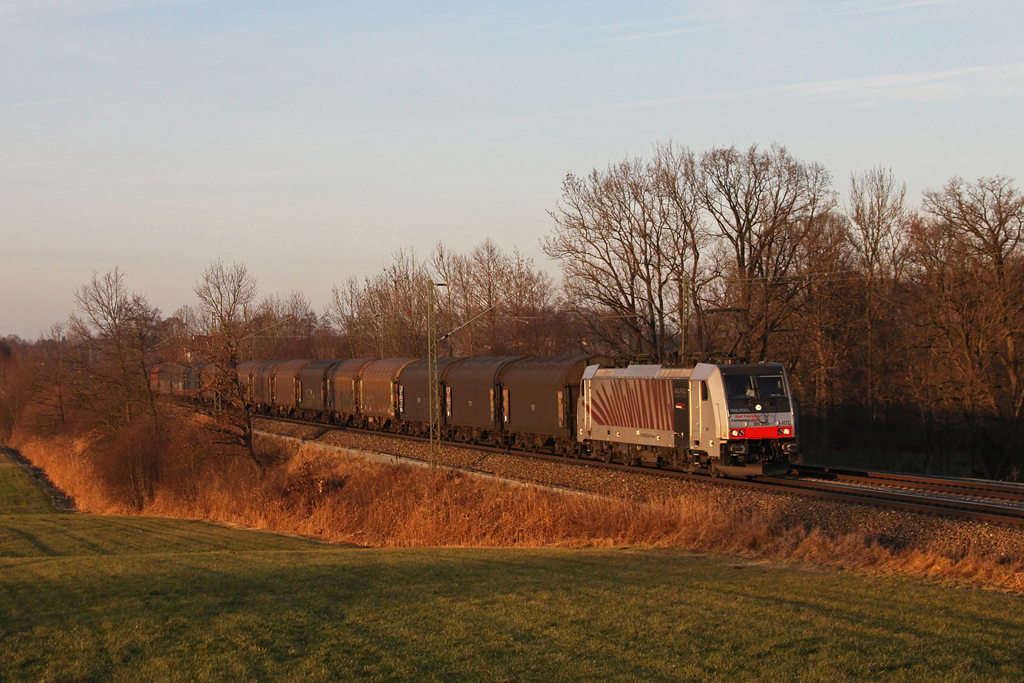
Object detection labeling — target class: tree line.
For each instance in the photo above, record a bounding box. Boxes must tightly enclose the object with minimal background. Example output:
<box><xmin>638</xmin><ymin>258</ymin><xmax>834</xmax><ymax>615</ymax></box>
<box><xmin>1</xmin><ymin>141</ymin><xmax>1023</xmax><ymax>480</ymax></box>
<box><xmin>543</xmin><ymin>142</ymin><xmax>1024</xmax><ymax>480</ymax></box>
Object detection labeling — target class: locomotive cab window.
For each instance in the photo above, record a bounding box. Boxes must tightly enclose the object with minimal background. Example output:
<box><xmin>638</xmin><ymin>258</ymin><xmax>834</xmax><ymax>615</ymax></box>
<box><xmin>724</xmin><ymin>375</ymin><xmax>787</xmax><ymax>400</ymax></box>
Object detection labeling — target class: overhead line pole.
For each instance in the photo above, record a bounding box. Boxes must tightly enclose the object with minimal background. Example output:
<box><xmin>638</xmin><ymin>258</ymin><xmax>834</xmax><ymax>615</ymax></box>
<box><xmin>427</xmin><ymin>280</ymin><xmax>446</xmax><ymax>467</ymax></box>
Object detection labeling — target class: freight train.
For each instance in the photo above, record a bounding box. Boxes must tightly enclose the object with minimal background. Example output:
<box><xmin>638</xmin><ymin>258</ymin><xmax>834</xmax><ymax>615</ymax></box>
<box><xmin>150</xmin><ymin>355</ymin><xmax>799</xmax><ymax>477</ymax></box>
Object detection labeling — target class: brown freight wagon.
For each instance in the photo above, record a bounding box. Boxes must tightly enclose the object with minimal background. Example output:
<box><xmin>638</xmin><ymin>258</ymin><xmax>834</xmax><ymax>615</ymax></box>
<box><xmin>237</xmin><ymin>360</ymin><xmax>261</xmax><ymax>403</ymax></box>
<box><xmin>397</xmin><ymin>357</ymin><xmax>463</xmax><ymax>434</ymax></box>
<box><xmin>501</xmin><ymin>354</ymin><xmax>611</xmax><ymax>452</ymax></box>
<box><xmin>442</xmin><ymin>356</ymin><xmax>524</xmax><ymax>443</ymax></box>
<box><xmin>149</xmin><ymin>362</ymin><xmax>174</xmax><ymax>394</ymax></box>
<box><xmin>153</xmin><ymin>363</ymin><xmax>200</xmax><ymax>395</ymax></box>
<box><xmin>296</xmin><ymin>359</ymin><xmax>342</xmax><ymax>415</ymax></box>
<box><xmin>268</xmin><ymin>359</ymin><xmax>314</xmax><ymax>414</ymax></box>
<box><xmin>251</xmin><ymin>360</ymin><xmax>285</xmax><ymax>411</ymax></box>
<box><xmin>195</xmin><ymin>362</ymin><xmax>219</xmax><ymax>401</ymax></box>
<box><xmin>328</xmin><ymin>358</ymin><xmax>375</xmax><ymax>422</ymax></box>
<box><xmin>179</xmin><ymin>364</ymin><xmax>201</xmax><ymax>394</ymax></box>
<box><xmin>359</xmin><ymin>358</ymin><xmax>416</xmax><ymax>426</ymax></box>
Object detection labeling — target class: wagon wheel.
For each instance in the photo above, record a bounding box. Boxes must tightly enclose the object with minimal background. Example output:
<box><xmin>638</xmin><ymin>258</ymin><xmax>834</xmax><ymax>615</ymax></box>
<box><xmin>601</xmin><ymin>447</ymin><xmax>614</xmax><ymax>463</ymax></box>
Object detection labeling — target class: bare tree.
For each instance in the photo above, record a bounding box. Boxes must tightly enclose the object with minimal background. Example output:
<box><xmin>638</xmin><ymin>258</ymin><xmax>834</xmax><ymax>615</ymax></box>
<box><xmin>545</xmin><ymin>146</ymin><xmax>707</xmax><ymax>361</ymax></box>
<box><xmin>698</xmin><ymin>143</ymin><xmax>836</xmax><ymax>361</ymax></box>
<box><xmin>67</xmin><ymin>268</ymin><xmax>162</xmax><ymax>434</ymax></box>
<box><xmin>192</xmin><ymin>260</ymin><xmax>264</xmax><ymax>475</ymax></box>
<box><xmin>28</xmin><ymin>324</ymin><xmax>74</xmax><ymax>433</ymax></box>
<box><xmin>0</xmin><ymin>338</ymin><xmax>17</xmax><ymax>441</ymax></box>
<box><xmin>847</xmin><ymin>167</ymin><xmax>910</xmax><ymax>448</ymax></box>
<box><xmin>652</xmin><ymin>142</ymin><xmax>712</xmax><ymax>359</ymax></box>
<box><xmin>254</xmin><ymin>291</ymin><xmax>318</xmax><ymax>359</ymax></box>
<box><xmin>912</xmin><ymin>176</ymin><xmax>1024</xmax><ymax>477</ymax></box>
<box><xmin>325</xmin><ymin>277</ymin><xmax>366</xmax><ymax>358</ymax></box>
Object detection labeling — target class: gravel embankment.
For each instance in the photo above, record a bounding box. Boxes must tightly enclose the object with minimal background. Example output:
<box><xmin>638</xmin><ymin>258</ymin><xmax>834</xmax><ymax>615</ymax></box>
<box><xmin>254</xmin><ymin>418</ymin><xmax>1024</xmax><ymax>561</ymax></box>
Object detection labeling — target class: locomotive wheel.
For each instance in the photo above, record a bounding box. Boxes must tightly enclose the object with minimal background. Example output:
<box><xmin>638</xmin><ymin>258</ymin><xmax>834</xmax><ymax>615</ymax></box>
<box><xmin>601</xmin><ymin>448</ymin><xmax>613</xmax><ymax>463</ymax></box>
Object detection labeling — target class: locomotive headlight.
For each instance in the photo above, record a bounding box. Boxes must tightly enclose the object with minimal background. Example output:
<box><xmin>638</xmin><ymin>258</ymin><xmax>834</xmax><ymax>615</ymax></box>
<box><xmin>778</xmin><ymin>427</ymin><xmax>792</xmax><ymax>436</ymax></box>
<box><xmin>730</xmin><ymin>428</ymin><xmax>745</xmax><ymax>438</ymax></box>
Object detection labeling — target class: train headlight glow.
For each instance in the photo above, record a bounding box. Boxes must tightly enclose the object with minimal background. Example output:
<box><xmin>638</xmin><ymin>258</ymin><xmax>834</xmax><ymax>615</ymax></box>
<box><xmin>778</xmin><ymin>427</ymin><xmax>792</xmax><ymax>436</ymax></box>
<box><xmin>730</xmin><ymin>428</ymin><xmax>745</xmax><ymax>438</ymax></box>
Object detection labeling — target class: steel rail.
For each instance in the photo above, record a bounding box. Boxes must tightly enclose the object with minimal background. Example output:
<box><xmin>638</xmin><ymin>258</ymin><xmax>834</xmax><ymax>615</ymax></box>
<box><xmin>790</xmin><ymin>464</ymin><xmax>1024</xmax><ymax>503</ymax></box>
<box><xmin>256</xmin><ymin>414</ymin><xmax>1024</xmax><ymax>528</ymax></box>
<box><xmin>752</xmin><ymin>476</ymin><xmax>1024</xmax><ymax>526</ymax></box>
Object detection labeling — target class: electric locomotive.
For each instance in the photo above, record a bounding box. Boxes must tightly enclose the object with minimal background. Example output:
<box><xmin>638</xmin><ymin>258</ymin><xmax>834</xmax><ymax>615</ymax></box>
<box><xmin>577</xmin><ymin>362</ymin><xmax>798</xmax><ymax>477</ymax></box>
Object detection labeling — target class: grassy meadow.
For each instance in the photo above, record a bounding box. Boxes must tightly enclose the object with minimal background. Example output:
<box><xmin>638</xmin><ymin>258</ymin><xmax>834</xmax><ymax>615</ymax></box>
<box><xmin>2</xmin><ymin>450</ymin><xmax>1024</xmax><ymax>681</ymax></box>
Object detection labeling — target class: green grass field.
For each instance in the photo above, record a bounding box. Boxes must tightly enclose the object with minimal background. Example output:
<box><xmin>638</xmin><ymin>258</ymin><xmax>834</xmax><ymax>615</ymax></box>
<box><xmin>1</xmin><ymin>450</ymin><xmax>1022</xmax><ymax>682</ymax></box>
<box><xmin>0</xmin><ymin>451</ymin><xmax>57</xmax><ymax>515</ymax></box>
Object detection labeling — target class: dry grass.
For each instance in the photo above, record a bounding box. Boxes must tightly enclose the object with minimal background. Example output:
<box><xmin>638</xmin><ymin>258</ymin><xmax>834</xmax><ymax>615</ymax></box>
<box><xmin>12</xmin><ymin>428</ymin><xmax>1024</xmax><ymax>595</ymax></box>
<box><xmin>12</xmin><ymin>434</ymin><xmax>124</xmax><ymax>515</ymax></box>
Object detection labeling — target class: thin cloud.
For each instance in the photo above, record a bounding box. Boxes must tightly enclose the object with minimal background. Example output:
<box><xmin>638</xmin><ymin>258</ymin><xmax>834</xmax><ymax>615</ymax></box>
<box><xmin>707</xmin><ymin>0</ymin><xmax>963</xmax><ymax>25</ymax></box>
<box><xmin>831</xmin><ymin>0</ymin><xmax>961</xmax><ymax>16</ymax></box>
<box><xmin>601</xmin><ymin>24</ymin><xmax>727</xmax><ymax>43</ymax></box>
<box><xmin>501</xmin><ymin>63</ymin><xmax>1024</xmax><ymax>123</ymax></box>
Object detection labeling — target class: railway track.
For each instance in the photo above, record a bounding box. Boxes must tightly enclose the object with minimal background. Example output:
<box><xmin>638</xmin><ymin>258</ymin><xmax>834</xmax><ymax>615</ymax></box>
<box><xmin>790</xmin><ymin>463</ymin><xmax>1024</xmax><ymax>502</ymax></box>
<box><xmin>259</xmin><ymin>415</ymin><xmax>1024</xmax><ymax>528</ymax></box>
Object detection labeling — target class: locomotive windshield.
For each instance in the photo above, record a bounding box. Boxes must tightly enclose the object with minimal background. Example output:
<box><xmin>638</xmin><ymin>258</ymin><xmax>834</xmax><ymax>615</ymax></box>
<box><xmin>724</xmin><ymin>374</ymin><xmax>787</xmax><ymax>401</ymax></box>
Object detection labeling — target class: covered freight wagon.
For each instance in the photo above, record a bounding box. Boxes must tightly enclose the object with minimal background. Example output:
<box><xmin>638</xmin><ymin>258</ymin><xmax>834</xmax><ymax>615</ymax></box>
<box><xmin>359</xmin><ymin>358</ymin><xmax>416</xmax><ymax>423</ymax></box>
<box><xmin>442</xmin><ymin>356</ymin><xmax>523</xmax><ymax>442</ymax></box>
<box><xmin>237</xmin><ymin>360</ymin><xmax>261</xmax><ymax>403</ymax></box>
<box><xmin>398</xmin><ymin>357</ymin><xmax>463</xmax><ymax>427</ymax></box>
<box><xmin>251</xmin><ymin>360</ymin><xmax>285</xmax><ymax>409</ymax></box>
<box><xmin>501</xmin><ymin>354</ymin><xmax>611</xmax><ymax>451</ymax></box>
<box><xmin>295</xmin><ymin>359</ymin><xmax>342</xmax><ymax>414</ymax></box>
<box><xmin>269</xmin><ymin>359</ymin><xmax>313</xmax><ymax>412</ymax></box>
<box><xmin>328</xmin><ymin>358</ymin><xmax>374</xmax><ymax>420</ymax></box>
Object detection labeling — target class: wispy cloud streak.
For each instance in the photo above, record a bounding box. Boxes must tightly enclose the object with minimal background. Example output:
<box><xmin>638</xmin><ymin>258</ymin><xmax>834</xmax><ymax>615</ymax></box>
<box><xmin>831</xmin><ymin>0</ymin><xmax>961</xmax><ymax>16</ymax></box>
<box><xmin>601</xmin><ymin>24</ymin><xmax>726</xmax><ymax>42</ymax></box>
<box><xmin>501</xmin><ymin>63</ymin><xmax>1024</xmax><ymax>123</ymax></box>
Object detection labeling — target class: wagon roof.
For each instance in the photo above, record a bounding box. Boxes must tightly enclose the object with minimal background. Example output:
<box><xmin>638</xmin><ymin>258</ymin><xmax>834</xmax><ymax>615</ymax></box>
<box><xmin>237</xmin><ymin>360</ymin><xmax>260</xmax><ymax>377</ymax></box>
<box><xmin>297</xmin><ymin>359</ymin><xmax>342</xmax><ymax>376</ymax></box>
<box><xmin>326</xmin><ymin>358</ymin><xmax>375</xmax><ymax>380</ymax></box>
<box><xmin>399</xmin><ymin>357</ymin><xmax>464</xmax><ymax>382</ymax></box>
<box><xmin>502</xmin><ymin>354</ymin><xmax>611</xmax><ymax>383</ymax></box>
<box><xmin>272</xmin><ymin>359</ymin><xmax>314</xmax><ymax>376</ymax></box>
<box><xmin>359</xmin><ymin>358</ymin><xmax>417</xmax><ymax>381</ymax></box>
<box><xmin>442</xmin><ymin>355</ymin><xmax>524</xmax><ymax>382</ymax></box>
<box><xmin>252</xmin><ymin>360</ymin><xmax>286</xmax><ymax>378</ymax></box>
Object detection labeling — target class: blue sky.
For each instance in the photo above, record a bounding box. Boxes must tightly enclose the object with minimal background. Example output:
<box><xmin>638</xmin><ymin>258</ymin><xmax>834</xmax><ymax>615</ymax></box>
<box><xmin>2</xmin><ymin>0</ymin><xmax>1022</xmax><ymax>338</ymax></box>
